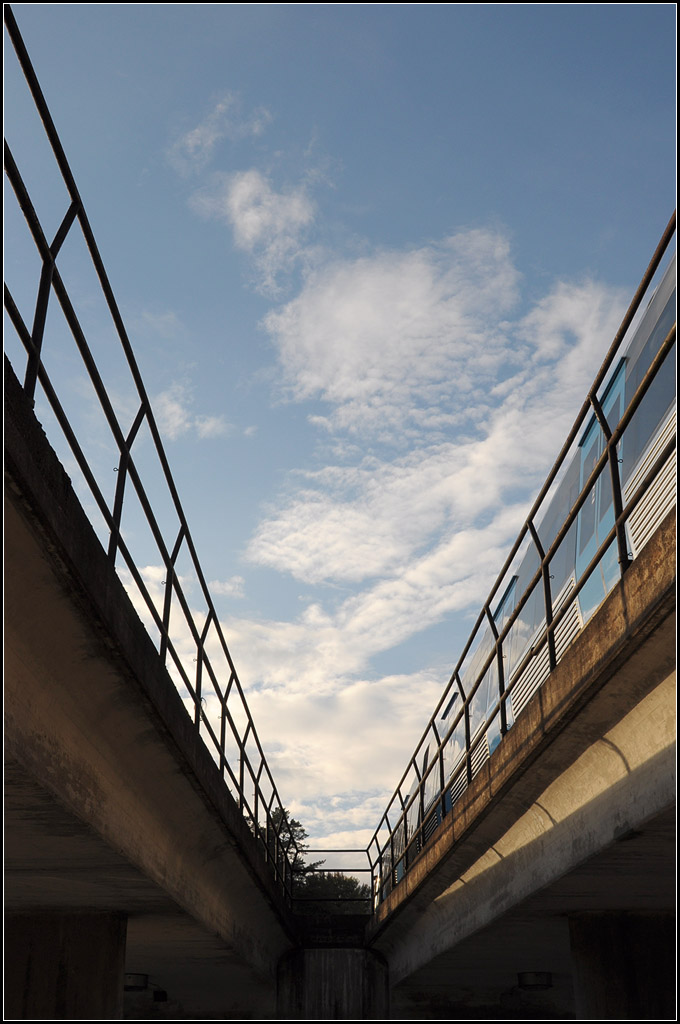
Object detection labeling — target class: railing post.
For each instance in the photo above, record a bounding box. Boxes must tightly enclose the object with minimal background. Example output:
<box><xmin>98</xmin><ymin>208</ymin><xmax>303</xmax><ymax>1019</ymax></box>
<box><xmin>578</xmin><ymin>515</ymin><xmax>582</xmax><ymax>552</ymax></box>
<box><xmin>485</xmin><ymin>604</ymin><xmax>508</xmax><ymax>737</ymax></box>
<box><xmin>528</xmin><ymin>519</ymin><xmax>557</xmax><ymax>673</ymax></box>
<box><xmin>590</xmin><ymin>393</ymin><xmax>631</xmax><ymax>578</ymax></box>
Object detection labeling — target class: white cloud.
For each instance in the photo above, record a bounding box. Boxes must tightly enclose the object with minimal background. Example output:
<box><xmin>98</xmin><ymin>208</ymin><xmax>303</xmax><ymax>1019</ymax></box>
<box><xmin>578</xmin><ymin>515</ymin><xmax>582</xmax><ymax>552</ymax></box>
<box><xmin>263</xmin><ymin>229</ymin><xmax>522</xmax><ymax>437</ymax></box>
<box><xmin>153</xmin><ymin>384</ymin><xmax>193</xmax><ymax>441</ymax></box>
<box><xmin>249</xmin><ymin>235</ymin><xmax>626</xmax><ymax>588</ymax></box>
<box><xmin>195</xmin><ymin>414</ymin><xmax>230</xmax><ymax>439</ymax></box>
<box><xmin>169</xmin><ymin>93</ymin><xmax>272</xmax><ymax>175</ymax></box>
<box><xmin>152</xmin><ymin>383</ymin><xmax>230</xmax><ymax>441</ymax></box>
<box><xmin>245</xmin><ymin>670</ymin><xmax>445</xmax><ymax>838</ymax></box>
<box><xmin>223</xmin><ymin>503</ymin><xmax>527</xmax><ymax>724</ymax></box>
<box><xmin>208</xmin><ymin>575</ymin><xmax>246</xmax><ymax>599</ymax></box>
<box><xmin>117</xmin><ymin>228</ymin><xmax>629</xmax><ymax>847</ymax></box>
<box><xmin>190</xmin><ymin>169</ymin><xmax>316</xmax><ymax>293</ymax></box>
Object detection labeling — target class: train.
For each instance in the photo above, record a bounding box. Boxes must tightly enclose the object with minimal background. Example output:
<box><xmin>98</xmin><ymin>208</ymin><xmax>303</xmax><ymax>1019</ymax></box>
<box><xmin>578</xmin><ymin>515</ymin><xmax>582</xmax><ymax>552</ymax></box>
<box><xmin>374</xmin><ymin>248</ymin><xmax>676</xmax><ymax>904</ymax></box>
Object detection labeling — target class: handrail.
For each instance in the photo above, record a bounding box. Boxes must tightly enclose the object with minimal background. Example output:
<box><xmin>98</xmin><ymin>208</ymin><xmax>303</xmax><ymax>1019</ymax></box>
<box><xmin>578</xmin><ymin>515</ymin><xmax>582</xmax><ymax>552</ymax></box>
<box><xmin>4</xmin><ymin>5</ymin><xmax>303</xmax><ymax>903</ymax></box>
<box><xmin>5</xmin><ymin>5</ymin><xmax>675</xmax><ymax>919</ymax></box>
<box><xmin>368</xmin><ymin>219</ymin><xmax>676</xmax><ymax>904</ymax></box>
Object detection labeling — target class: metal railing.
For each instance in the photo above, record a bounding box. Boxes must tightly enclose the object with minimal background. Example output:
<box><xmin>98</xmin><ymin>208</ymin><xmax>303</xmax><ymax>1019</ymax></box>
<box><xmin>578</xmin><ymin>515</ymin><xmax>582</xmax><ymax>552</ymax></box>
<box><xmin>4</xmin><ymin>5</ymin><xmax>302</xmax><ymax>903</ymax></box>
<box><xmin>293</xmin><ymin>849</ymin><xmax>373</xmax><ymax>912</ymax></box>
<box><xmin>367</xmin><ymin>216</ymin><xmax>676</xmax><ymax>906</ymax></box>
<box><xmin>4</xmin><ymin>5</ymin><xmax>675</xmax><ymax>920</ymax></box>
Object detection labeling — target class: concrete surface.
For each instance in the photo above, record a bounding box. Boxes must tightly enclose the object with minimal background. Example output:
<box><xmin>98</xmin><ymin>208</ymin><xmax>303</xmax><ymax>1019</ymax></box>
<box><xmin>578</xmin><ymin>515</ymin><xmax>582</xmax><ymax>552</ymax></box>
<box><xmin>5</xmin><ymin>360</ymin><xmax>295</xmax><ymax>1016</ymax></box>
<box><xmin>4</xmin><ymin>355</ymin><xmax>675</xmax><ymax>1018</ymax></box>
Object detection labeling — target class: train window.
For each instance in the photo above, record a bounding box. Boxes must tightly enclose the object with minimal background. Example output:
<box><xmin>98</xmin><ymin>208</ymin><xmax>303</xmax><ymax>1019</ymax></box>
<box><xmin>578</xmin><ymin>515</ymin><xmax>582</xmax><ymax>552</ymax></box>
<box><xmin>575</xmin><ymin>360</ymin><xmax>626</xmax><ymax>622</ymax></box>
<box><xmin>441</xmin><ymin>692</ymin><xmax>458</xmax><ymax>720</ymax></box>
<box><xmin>622</xmin><ymin>295</ymin><xmax>676</xmax><ymax>487</ymax></box>
<box><xmin>535</xmin><ymin>457</ymin><xmax>580</xmax><ymax>596</ymax></box>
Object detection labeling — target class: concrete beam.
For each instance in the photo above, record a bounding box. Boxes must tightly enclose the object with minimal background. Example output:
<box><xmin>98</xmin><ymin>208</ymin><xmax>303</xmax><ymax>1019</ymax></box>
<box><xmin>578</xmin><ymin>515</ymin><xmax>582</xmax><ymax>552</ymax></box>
<box><xmin>370</xmin><ymin>508</ymin><xmax>675</xmax><ymax>987</ymax></box>
<box><xmin>4</xmin><ymin>361</ymin><xmax>295</xmax><ymax>1006</ymax></box>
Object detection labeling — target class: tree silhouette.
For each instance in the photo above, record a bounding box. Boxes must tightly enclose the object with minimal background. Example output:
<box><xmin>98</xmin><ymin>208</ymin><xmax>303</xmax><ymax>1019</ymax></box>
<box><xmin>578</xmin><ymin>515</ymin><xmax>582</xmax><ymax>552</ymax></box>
<box><xmin>268</xmin><ymin>807</ymin><xmax>324</xmax><ymax>881</ymax></box>
<box><xmin>262</xmin><ymin>808</ymin><xmax>371</xmax><ymax>913</ymax></box>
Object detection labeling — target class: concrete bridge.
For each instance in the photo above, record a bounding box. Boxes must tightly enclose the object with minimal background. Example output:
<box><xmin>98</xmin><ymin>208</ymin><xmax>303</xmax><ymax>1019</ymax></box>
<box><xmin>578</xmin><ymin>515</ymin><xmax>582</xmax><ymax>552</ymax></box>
<box><xmin>4</xmin><ymin>5</ymin><xmax>676</xmax><ymax>1015</ymax></box>
<box><xmin>5</xmin><ymin>350</ymin><xmax>676</xmax><ymax>1019</ymax></box>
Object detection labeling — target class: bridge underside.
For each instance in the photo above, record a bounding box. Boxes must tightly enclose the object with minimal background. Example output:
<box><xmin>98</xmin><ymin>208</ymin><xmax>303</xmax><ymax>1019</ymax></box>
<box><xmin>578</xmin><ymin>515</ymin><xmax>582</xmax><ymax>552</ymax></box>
<box><xmin>4</xmin><ymin>352</ymin><xmax>676</xmax><ymax>1019</ymax></box>
<box><xmin>391</xmin><ymin>803</ymin><xmax>675</xmax><ymax>1018</ymax></box>
<box><xmin>370</xmin><ymin>508</ymin><xmax>676</xmax><ymax>1019</ymax></box>
<box><xmin>4</xmin><ymin>757</ymin><xmax>280</xmax><ymax>1019</ymax></box>
<box><xmin>4</xmin><ymin>362</ymin><xmax>293</xmax><ymax>1018</ymax></box>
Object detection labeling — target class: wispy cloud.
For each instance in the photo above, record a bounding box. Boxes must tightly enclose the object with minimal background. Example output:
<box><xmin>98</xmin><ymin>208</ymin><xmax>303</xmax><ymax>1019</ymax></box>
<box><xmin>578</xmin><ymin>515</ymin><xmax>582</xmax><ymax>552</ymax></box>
<box><xmin>224</xmin><ymin>232</ymin><xmax>626</xmax><ymax>839</ymax></box>
<box><xmin>117</xmin><ymin>559</ymin><xmax>446</xmax><ymax>836</ymax></box>
<box><xmin>152</xmin><ymin>383</ymin><xmax>230</xmax><ymax>441</ymax></box>
<box><xmin>263</xmin><ymin>229</ymin><xmax>522</xmax><ymax>438</ymax></box>
<box><xmin>250</xmin><ymin>231</ymin><xmax>626</xmax><ymax>591</ymax></box>
<box><xmin>142</xmin><ymin>159</ymin><xmax>629</xmax><ymax>838</ymax></box>
<box><xmin>208</xmin><ymin>575</ymin><xmax>246</xmax><ymax>599</ymax></box>
<box><xmin>190</xmin><ymin>169</ymin><xmax>316</xmax><ymax>293</ymax></box>
<box><xmin>168</xmin><ymin>93</ymin><xmax>272</xmax><ymax>176</ymax></box>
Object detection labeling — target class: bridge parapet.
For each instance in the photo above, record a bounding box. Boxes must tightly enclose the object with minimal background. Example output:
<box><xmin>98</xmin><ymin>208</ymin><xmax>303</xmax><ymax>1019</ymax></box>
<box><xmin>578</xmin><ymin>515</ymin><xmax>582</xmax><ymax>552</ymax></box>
<box><xmin>368</xmin><ymin>221</ymin><xmax>676</xmax><ymax>912</ymax></box>
<box><xmin>5</xmin><ymin>357</ymin><xmax>297</xmax><ymax>1015</ymax></box>
<box><xmin>368</xmin><ymin>506</ymin><xmax>675</xmax><ymax>945</ymax></box>
<box><xmin>3</xmin><ymin>4</ymin><xmax>302</xmax><ymax>907</ymax></box>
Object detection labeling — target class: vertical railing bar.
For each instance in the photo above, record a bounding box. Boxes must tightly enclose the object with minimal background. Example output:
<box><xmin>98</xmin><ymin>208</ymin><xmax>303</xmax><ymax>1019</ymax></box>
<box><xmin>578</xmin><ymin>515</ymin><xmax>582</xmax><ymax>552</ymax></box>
<box><xmin>484</xmin><ymin>603</ymin><xmax>508</xmax><ymax>737</ymax></box>
<box><xmin>590</xmin><ymin>393</ymin><xmax>631</xmax><ymax>577</ymax></box>
<box><xmin>24</xmin><ymin>262</ymin><xmax>53</xmax><ymax>402</ymax></box>
<box><xmin>159</xmin><ymin>569</ymin><xmax>173</xmax><ymax>665</ymax></box>
<box><xmin>194</xmin><ymin>650</ymin><xmax>204</xmax><ymax>729</ymax></box>
<box><xmin>527</xmin><ymin>519</ymin><xmax>556</xmax><ymax>673</ymax></box>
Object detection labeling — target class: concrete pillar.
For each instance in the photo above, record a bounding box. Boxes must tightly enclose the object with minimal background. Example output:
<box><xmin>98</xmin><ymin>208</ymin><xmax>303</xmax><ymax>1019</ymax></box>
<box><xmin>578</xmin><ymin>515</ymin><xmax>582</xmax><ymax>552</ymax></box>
<box><xmin>4</xmin><ymin>911</ymin><xmax>127</xmax><ymax>1020</ymax></box>
<box><xmin>568</xmin><ymin>912</ymin><xmax>675</xmax><ymax>1019</ymax></box>
<box><xmin>277</xmin><ymin>947</ymin><xmax>389</xmax><ymax>1020</ymax></box>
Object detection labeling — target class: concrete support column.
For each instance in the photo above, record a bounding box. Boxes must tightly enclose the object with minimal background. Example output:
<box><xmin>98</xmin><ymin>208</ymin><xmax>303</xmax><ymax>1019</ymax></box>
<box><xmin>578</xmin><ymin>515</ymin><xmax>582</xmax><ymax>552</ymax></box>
<box><xmin>568</xmin><ymin>912</ymin><xmax>675</xmax><ymax>1020</ymax></box>
<box><xmin>4</xmin><ymin>911</ymin><xmax>127</xmax><ymax>1020</ymax></box>
<box><xmin>277</xmin><ymin>947</ymin><xmax>389</xmax><ymax>1020</ymax></box>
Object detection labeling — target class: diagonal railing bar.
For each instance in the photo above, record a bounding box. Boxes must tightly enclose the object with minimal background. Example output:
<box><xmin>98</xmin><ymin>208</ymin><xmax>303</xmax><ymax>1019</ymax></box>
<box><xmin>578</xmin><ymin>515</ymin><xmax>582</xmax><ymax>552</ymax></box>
<box><xmin>589</xmin><ymin>391</ymin><xmax>631</xmax><ymax>577</ymax></box>
<box><xmin>388</xmin><ymin>302</ymin><xmax>675</xmax><ymax>833</ymax></box>
<box><xmin>5</xmin><ymin>4</ymin><xmax>675</xmax><ymax>915</ymax></box>
<box><xmin>4</xmin><ymin>5</ymin><xmax>302</xmax><ymax>902</ymax></box>
<box><xmin>108</xmin><ymin>405</ymin><xmax>146</xmax><ymax>563</ymax></box>
<box><xmin>370</xmin><ymin>226</ymin><xmax>676</xmax><ymax>904</ymax></box>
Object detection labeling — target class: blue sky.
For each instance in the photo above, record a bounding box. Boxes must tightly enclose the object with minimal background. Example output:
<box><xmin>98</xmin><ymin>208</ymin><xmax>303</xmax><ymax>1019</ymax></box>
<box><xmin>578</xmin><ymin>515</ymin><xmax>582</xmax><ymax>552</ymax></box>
<box><xmin>4</xmin><ymin>4</ymin><xmax>676</xmax><ymax>847</ymax></box>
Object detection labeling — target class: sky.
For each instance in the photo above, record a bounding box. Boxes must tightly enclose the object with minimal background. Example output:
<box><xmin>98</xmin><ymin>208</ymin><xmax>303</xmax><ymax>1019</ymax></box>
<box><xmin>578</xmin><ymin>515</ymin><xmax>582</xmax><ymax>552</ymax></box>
<box><xmin>4</xmin><ymin>4</ymin><xmax>676</xmax><ymax>854</ymax></box>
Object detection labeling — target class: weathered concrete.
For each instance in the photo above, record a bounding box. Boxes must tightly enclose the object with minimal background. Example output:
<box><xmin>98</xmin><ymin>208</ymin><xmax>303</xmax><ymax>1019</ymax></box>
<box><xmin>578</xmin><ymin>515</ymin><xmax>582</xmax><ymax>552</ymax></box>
<box><xmin>390</xmin><ymin>804</ymin><xmax>675</xmax><ymax>1018</ymax></box>
<box><xmin>4</xmin><ymin>355</ymin><xmax>675</xmax><ymax>1017</ymax></box>
<box><xmin>569</xmin><ymin>912</ymin><xmax>676</xmax><ymax>1019</ymax></box>
<box><xmin>369</xmin><ymin>508</ymin><xmax>675</xmax><ymax>1009</ymax></box>
<box><xmin>4</xmin><ymin>360</ymin><xmax>295</xmax><ymax>1015</ymax></box>
<box><xmin>382</xmin><ymin>671</ymin><xmax>674</xmax><ymax>981</ymax></box>
<box><xmin>5</xmin><ymin>911</ymin><xmax>127</xmax><ymax>1020</ymax></box>
<box><xmin>277</xmin><ymin>948</ymin><xmax>389</xmax><ymax>1020</ymax></box>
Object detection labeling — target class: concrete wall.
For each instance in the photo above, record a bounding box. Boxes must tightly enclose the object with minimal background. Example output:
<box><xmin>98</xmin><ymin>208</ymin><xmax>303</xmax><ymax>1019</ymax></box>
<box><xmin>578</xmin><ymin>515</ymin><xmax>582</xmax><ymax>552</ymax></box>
<box><xmin>5</xmin><ymin>912</ymin><xmax>127</xmax><ymax>1020</ymax></box>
